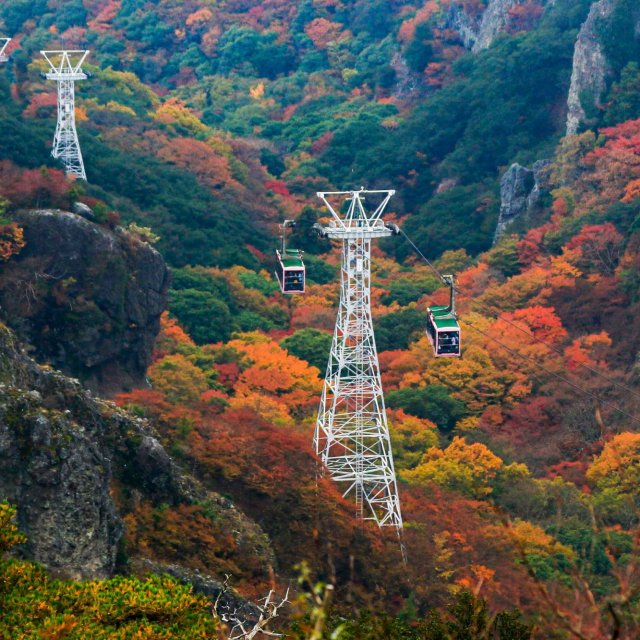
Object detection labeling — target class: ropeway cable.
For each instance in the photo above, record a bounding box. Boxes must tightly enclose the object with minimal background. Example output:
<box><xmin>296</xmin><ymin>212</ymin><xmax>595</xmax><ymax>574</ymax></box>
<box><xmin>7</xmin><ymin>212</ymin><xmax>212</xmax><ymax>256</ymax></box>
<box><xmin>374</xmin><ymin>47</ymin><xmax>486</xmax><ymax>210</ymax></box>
<box><xmin>464</xmin><ymin>320</ymin><xmax>640</xmax><ymax>428</ymax></box>
<box><xmin>398</xmin><ymin>226</ymin><xmax>640</xmax><ymax>406</ymax></box>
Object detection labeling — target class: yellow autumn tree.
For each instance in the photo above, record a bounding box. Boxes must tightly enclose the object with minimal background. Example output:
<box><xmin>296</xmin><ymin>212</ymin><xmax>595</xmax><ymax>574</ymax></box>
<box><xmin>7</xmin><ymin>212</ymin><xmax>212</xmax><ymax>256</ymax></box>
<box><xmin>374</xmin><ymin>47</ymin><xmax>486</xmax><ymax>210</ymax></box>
<box><xmin>148</xmin><ymin>353</ymin><xmax>209</xmax><ymax>404</ymax></box>
<box><xmin>387</xmin><ymin>408</ymin><xmax>439</xmax><ymax>470</ymax></box>
<box><xmin>587</xmin><ymin>432</ymin><xmax>640</xmax><ymax>494</ymax></box>
<box><xmin>402</xmin><ymin>437</ymin><xmax>527</xmax><ymax>498</ymax></box>
<box><xmin>154</xmin><ymin>98</ymin><xmax>208</xmax><ymax>135</ymax></box>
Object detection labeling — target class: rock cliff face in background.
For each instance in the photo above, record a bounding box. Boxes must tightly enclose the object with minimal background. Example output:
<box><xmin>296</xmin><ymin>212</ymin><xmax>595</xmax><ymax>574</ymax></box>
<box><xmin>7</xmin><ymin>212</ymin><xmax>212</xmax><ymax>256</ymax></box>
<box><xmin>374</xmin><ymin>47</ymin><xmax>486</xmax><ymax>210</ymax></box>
<box><xmin>473</xmin><ymin>0</ymin><xmax>520</xmax><ymax>52</ymax></box>
<box><xmin>566</xmin><ymin>0</ymin><xmax>614</xmax><ymax>135</ymax></box>
<box><xmin>0</xmin><ymin>321</ymin><xmax>273</xmax><ymax>591</ymax></box>
<box><xmin>443</xmin><ymin>0</ymin><xmax>547</xmax><ymax>52</ymax></box>
<box><xmin>0</xmin><ymin>210</ymin><xmax>170</xmax><ymax>395</ymax></box>
<box><xmin>443</xmin><ymin>2</ymin><xmax>482</xmax><ymax>50</ymax></box>
<box><xmin>494</xmin><ymin>160</ymin><xmax>551</xmax><ymax>242</ymax></box>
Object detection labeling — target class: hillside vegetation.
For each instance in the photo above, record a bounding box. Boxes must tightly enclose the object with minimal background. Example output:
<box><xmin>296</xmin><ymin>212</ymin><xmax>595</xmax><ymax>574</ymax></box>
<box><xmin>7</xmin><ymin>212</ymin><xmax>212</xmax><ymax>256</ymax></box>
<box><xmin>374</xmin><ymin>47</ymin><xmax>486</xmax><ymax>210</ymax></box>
<box><xmin>3</xmin><ymin>0</ymin><xmax>640</xmax><ymax>637</ymax></box>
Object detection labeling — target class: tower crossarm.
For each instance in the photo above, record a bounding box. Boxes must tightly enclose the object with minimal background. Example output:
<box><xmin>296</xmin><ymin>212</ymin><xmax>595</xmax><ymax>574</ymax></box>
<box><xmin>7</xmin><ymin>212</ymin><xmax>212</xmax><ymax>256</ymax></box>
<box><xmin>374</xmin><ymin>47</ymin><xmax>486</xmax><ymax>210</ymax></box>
<box><xmin>317</xmin><ymin>188</ymin><xmax>395</xmax><ymax>236</ymax></box>
<box><xmin>41</xmin><ymin>50</ymin><xmax>89</xmax><ymax>80</ymax></box>
<box><xmin>0</xmin><ymin>38</ymin><xmax>11</xmax><ymax>63</ymax></box>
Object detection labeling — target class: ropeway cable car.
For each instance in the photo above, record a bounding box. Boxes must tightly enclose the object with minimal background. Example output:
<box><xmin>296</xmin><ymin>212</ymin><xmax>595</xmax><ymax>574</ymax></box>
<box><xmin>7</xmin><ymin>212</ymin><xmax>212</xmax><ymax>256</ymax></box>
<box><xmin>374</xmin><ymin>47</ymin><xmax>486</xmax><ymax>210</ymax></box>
<box><xmin>276</xmin><ymin>220</ymin><xmax>306</xmax><ymax>294</ymax></box>
<box><xmin>426</xmin><ymin>275</ymin><xmax>461</xmax><ymax>357</ymax></box>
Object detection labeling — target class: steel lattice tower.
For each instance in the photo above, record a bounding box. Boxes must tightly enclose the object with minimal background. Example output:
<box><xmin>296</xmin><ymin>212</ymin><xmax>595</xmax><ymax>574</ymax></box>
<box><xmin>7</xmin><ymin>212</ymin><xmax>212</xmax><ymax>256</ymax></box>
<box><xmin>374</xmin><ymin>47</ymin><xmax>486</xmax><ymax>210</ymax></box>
<box><xmin>314</xmin><ymin>189</ymin><xmax>403</xmax><ymax>531</ymax></box>
<box><xmin>0</xmin><ymin>39</ymin><xmax>10</xmax><ymax>63</ymax></box>
<box><xmin>41</xmin><ymin>50</ymin><xmax>89</xmax><ymax>180</ymax></box>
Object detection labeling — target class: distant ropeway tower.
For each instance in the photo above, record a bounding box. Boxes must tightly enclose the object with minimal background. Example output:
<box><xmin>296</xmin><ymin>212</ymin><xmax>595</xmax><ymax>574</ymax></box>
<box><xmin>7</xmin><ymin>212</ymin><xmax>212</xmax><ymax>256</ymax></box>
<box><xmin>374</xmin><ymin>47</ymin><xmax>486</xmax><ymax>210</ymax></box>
<box><xmin>0</xmin><ymin>39</ymin><xmax>10</xmax><ymax>63</ymax></box>
<box><xmin>41</xmin><ymin>50</ymin><xmax>90</xmax><ymax>180</ymax></box>
<box><xmin>314</xmin><ymin>189</ymin><xmax>403</xmax><ymax>532</ymax></box>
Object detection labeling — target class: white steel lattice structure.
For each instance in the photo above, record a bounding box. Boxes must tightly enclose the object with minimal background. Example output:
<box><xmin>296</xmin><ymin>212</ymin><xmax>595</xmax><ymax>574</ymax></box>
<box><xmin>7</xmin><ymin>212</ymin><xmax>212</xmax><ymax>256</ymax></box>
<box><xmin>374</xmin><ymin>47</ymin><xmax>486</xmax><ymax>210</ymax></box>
<box><xmin>41</xmin><ymin>50</ymin><xmax>89</xmax><ymax>180</ymax></box>
<box><xmin>314</xmin><ymin>189</ymin><xmax>403</xmax><ymax>531</ymax></box>
<box><xmin>0</xmin><ymin>39</ymin><xmax>10</xmax><ymax>63</ymax></box>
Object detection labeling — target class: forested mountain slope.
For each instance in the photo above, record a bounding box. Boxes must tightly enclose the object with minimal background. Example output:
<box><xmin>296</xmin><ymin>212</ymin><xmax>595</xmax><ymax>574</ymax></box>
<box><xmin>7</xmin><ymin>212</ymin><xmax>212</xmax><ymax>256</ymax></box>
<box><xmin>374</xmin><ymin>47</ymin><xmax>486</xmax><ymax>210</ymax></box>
<box><xmin>3</xmin><ymin>0</ymin><xmax>640</xmax><ymax>637</ymax></box>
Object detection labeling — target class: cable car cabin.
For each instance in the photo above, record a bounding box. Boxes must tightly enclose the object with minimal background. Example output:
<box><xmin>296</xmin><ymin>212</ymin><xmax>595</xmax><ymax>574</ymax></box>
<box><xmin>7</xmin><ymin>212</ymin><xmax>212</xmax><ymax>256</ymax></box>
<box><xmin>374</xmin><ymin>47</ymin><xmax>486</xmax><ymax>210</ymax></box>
<box><xmin>276</xmin><ymin>248</ymin><xmax>306</xmax><ymax>294</ymax></box>
<box><xmin>426</xmin><ymin>275</ymin><xmax>461</xmax><ymax>357</ymax></box>
<box><xmin>426</xmin><ymin>308</ymin><xmax>461</xmax><ymax>357</ymax></box>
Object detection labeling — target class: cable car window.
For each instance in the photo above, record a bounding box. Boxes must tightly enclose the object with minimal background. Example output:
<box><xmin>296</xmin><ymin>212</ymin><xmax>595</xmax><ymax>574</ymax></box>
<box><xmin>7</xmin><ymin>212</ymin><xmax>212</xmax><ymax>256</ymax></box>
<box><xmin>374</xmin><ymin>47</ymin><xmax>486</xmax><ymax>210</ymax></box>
<box><xmin>284</xmin><ymin>269</ymin><xmax>305</xmax><ymax>292</ymax></box>
<box><xmin>437</xmin><ymin>331</ymin><xmax>460</xmax><ymax>355</ymax></box>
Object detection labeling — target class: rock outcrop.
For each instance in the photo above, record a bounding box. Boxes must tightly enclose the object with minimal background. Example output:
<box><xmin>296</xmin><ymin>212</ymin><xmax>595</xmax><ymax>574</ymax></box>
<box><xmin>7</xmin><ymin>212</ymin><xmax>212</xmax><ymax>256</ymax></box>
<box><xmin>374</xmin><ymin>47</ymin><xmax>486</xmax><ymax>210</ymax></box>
<box><xmin>133</xmin><ymin>559</ymin><xmax>262</xmax><ymax>623</ymax></box>
<box><xmin>0</xmin><ymin>209</ymin><xmax>170</xmax><ymax>395</ymax></box>
<box><xmin>443</xmin><ymin>0</ymin><xmax>547</xmax><ymax>53</ymax></box>
<box><xmin>0</xmin><ymin>322</ymin><xmax>274</xmax><ymax>584</ymax></box>
<box><xmin>494</xmin><ymin>160</ymin><xmax>551</xmax><ymax>242</ymax></box>
<box><xmin>566</xmin><ymin>0</ymin><xmax>615</xmax><ymax>135</ymax></box>
<box><xmin>442</xmin><ymin>3</ymin><xmax>482</xmax><ymax>50</ymax></box>
<box><xmin>473</xmin><ymin>0</ymin><xmax>520</xmax><ymax>52</ymax></box>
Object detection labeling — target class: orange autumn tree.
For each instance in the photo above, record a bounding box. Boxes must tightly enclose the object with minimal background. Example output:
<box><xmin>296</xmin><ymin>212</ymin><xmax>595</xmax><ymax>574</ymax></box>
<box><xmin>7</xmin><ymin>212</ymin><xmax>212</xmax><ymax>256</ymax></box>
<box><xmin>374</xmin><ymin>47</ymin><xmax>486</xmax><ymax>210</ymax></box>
<box><xmin>304</xmin><ymin>18</ymin><xmax>349</xmax><ymax>49</ymax></box>
<box><xmin>0</xmin><ymin>197</ymin><xmax>25</xmax><ymax>262</ymax></box>
<box><xmin>156</xmin><ymin>137</ymin><xmax>237</xmax><ymax>192</ymax></box>
<box><xmin>587</xmin><ymin>432</ymin><xmax>640</xmax><ymax>529</ymax></box>
<box><xmin>0</xmin><ymin>222</ymin><xmax>25</xmax><ymax>263</ymax></box>
<box><xmin>227</xmin><ymin>332</ymin><xmax>322</xmax><ymax>421</ymax></box>
<box><xmin>564</xmin><ymin>332</ymin><xmax>612</xmax><ymax>372</ymax></box>
<box><xmin>482</xmin><ymin>306</ymin><xmax>567</xmax><ymax>384</ymax></box>
<box><xmin>382</xmin><ymin>327</ymin><xmax>530</xmax><ymax>415</ymax></box>
<box><xmin>565</xmin><ymin>223</ymin><xmax>624</xmax><ymax>276</ymax></box>
<box><xmin>154</xmin><ymin>98</ymin><xmax>208</xmax><ymax>135</ymax></box>
<box><xmin>154</xmin><ymin>312</ymin><xmax>196</xmax><ymax>356</ymax></box>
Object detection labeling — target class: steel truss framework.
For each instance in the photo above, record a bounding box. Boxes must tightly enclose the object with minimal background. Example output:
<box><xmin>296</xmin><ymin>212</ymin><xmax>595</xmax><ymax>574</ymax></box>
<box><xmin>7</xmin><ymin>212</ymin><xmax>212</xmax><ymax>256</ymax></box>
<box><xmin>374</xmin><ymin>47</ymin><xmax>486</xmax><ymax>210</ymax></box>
<box><xmin>314</xmin><ymin>189</ymin><xmax>403</xmax><ymax>531</ymax></box>
<box><xmin>41</xmin><ymin>50</ymin><xmax>89</xmax><ymax>180</ymax></box>
<box><xmin>0</xmin><ymin>39</ymin><xmax>10</xmax><ymax>63</ymax></box>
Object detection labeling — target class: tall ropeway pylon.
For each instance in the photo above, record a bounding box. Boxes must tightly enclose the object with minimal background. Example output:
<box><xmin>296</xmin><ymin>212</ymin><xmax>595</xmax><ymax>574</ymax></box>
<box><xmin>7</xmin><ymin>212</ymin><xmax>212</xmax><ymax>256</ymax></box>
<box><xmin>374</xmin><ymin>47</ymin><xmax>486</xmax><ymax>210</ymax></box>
<box><xmin>0</xmin><ymin>39</ymin><xmax>11</xmax><ymax>63</ymax></box>
<box><xmin>314</xmin><ymin>188</ymin><xmax>404</xmax><ymax>537</ymax></box>
<box><xmin>41</xmin><ymin>50</ymin><xmax>89</xmax><ymax>180</ymax></box>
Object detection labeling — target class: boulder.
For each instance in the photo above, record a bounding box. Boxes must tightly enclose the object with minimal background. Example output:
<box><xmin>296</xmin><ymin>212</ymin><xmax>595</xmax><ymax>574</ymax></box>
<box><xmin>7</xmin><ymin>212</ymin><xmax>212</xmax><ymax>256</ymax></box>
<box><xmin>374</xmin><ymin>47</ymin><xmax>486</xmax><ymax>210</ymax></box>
<box><xmin>72</xmin><ymin>201</ymin><xmax>96</xmax><ymax>221</ymax></box>
<box><xmin>0</xmin><ymin>209</ymin><xmax>170</xmax><ymax>395</ymax></box>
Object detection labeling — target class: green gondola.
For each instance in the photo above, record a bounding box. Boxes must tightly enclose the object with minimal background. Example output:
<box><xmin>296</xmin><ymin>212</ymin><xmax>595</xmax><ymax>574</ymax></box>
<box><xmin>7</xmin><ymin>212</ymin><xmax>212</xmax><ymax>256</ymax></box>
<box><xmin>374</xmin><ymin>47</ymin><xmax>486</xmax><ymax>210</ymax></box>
<box><xmin>276</xmin><ymin>220</ymin><xmax>305</xmax><ymax>294</ymax></box>
<box><xmin>426</xmin><ymin>275</ymin><xmax>461</xmax><ymax>357</ymax></box>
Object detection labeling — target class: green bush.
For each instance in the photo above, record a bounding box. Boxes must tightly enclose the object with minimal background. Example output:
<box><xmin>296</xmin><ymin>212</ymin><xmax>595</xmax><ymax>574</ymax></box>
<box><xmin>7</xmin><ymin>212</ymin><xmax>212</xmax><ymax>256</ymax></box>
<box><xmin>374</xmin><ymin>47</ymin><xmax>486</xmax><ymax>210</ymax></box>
<box><xmin>281</xmin><ymin>328</ymin><xmax>332</xmax><ymax>370</ymax></box>
<box><xmin>386</xmin><ymin>385</ymin><xmax>467</xmax><ymax>431</ymax></box>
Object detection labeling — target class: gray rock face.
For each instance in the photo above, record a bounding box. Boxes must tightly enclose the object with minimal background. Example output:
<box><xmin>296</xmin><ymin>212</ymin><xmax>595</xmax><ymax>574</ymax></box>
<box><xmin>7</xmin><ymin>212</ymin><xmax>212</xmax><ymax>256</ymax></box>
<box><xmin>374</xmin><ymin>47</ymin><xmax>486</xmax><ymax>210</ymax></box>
<box><xmin>390</xmin><ymin>51</ymin><xmax>420</xmax><ymax>98</ymax></box>
<box><xmin>443</xmin><ymin>0</ymin><xmax>547</xmax><ymax>52</ymax></box>
<box><xmin>442</xmin><ymin>3</ymin><xmax>482</xmax><ymax>50</ymax></box>
<box><xmin>0</xmin><ymin>323</ymin><xmax>274</xmax><ymax>583</ymax></box>
<box><xmin>566</xmin><ymin>0</ymin><xmax>614</xmax><ymax>135</ymax></box>
<box><xmin>0</xmin><ymin>325</ymin><xmax>121</xmax><ymax>579</ymax></box>
<box><xmin>0</xmin><ymin>209</ymin><xmax>170</xmax><ymax>395</ymax></box>
<box><xmin>494</xmin><ymin>160</ymin><xmax>551</xmax><ymax>242</ymax></box>
<box><xmin>473</xmin><ymin>0</ymin><xmax>520</xmax><ymax>52</ymax></box>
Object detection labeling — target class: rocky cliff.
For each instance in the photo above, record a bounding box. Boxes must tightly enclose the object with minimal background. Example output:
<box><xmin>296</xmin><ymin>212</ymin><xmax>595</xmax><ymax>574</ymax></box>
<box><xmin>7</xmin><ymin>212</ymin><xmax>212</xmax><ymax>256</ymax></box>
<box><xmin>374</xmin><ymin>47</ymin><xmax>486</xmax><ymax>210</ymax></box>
<box><xmin>0</xmin><ymin>209</ymin><xmax>170</xmax><ymax>395</ymax></box>
<box><xmin>566</xmin><ymin>0</ymin><xmax>614</xmax><ymax>135</ymax></box>
<box><xmin>443</xmin><ymin>0</ymin><xmax>547</xmax><ymax>52</ymax></box>
<box><xmin>494</xmin><ymin>160</ymin><xmax>551</xmax><ymax>242</ymax></box>
<box><xmin>0</xmin><ymin>321</ymin><xmax>273</xmax><ymax>600</ymax></box>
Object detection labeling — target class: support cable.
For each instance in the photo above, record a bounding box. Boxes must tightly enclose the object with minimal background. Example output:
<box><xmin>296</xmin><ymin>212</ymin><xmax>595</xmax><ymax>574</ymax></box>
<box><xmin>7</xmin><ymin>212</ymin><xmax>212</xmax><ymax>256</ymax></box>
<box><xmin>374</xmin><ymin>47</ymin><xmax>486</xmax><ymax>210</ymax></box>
<box><xmin>464</xmin><ymin>320</ymin><xmax>640</xmax><ymax>428</ymax></box>
<box><xmin>398</xmin><ymin>227</ymin><xmax>640</xmax><ymax>406</ymax></box>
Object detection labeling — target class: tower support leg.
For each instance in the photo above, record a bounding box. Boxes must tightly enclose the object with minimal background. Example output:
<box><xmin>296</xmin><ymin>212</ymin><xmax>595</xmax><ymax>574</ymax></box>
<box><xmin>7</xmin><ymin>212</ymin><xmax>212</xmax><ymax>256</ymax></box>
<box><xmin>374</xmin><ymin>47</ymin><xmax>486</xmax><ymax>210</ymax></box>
<box><xmin>53</xmin><ymin>78</ymin><xmax>86</xmax><ymax>180</ymax></box>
